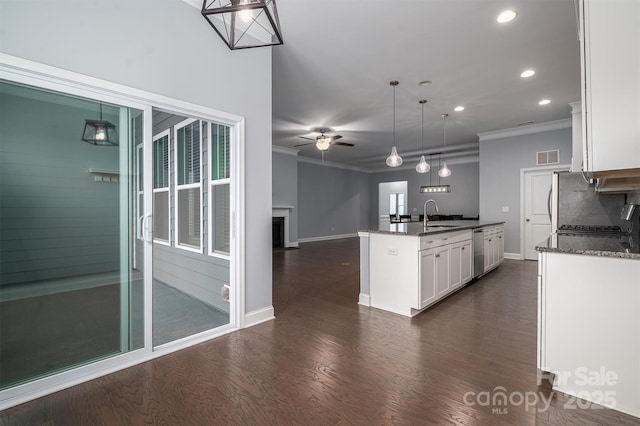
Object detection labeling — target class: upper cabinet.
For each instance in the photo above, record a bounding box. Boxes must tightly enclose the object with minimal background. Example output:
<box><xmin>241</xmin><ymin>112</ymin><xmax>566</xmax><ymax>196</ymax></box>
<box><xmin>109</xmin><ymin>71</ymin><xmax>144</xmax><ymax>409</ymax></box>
<box><xmin>579</xmin><ymin>0</ymin><xmax>640</xmax><ymax>173</ymax></box>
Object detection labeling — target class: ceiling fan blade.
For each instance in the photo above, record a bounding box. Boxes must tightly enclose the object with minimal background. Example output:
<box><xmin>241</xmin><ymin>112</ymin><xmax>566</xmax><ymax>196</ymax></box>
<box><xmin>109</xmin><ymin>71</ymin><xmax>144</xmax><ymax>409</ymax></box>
<box><xmin>331</xmin><ymin>141</ymin><xmax>355</xmax><ymax>147</ymax></box>
<box><xmin>330</xmin><ymin>135</ymin><xmax>343</xmax><ymax>141</ymax></box>
<box><xmin>293</xmin><ymin>142</ymin><xmax>314</xmax><ymax>147</ymax></box>
<box><xmin>297</xmin><ymin>136</ymin><xmax>316</xmax><ymax>141</ymax></box>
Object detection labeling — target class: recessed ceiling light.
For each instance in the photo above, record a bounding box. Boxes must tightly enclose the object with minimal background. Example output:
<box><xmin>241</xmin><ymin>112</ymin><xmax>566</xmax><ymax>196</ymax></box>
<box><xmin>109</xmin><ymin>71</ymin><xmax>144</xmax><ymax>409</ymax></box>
<box><xmin>521</xmin><ymin>69</ymin><xmax>535</xmax><ymax>78</ymax></box>
<box><xmin>454</xmin><ymin>106</ymin><xmax>465</xmax><ymax>112</ymax></box>
<box><xmin>497</xmin><ymin>10</ymin><xmax>517</xmax><ymax>23</ymax></box>
<box><xmin>538</xmin><ymin>99</ymin><xmax>551</xmax><ymax>105</ymax></box>
<box><xmin>418</xmin><ymin>80</ymin><xmax>432</xmax><ymax>87</ymax></box>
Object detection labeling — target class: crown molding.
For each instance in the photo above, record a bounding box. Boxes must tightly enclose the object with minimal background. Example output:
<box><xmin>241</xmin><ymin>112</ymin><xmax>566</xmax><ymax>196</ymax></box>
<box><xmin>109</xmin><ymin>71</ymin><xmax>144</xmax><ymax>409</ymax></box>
<box><xmin>478</xmin><ymin>119</ymin><xmax>571</xmax><ymax>142</ymax></box>
<box><xmin>272</xmin><ymin>145</ymin><xmax>299</xmax><ymax>156</ymax></box>
<box><xmin>296</xmin><ymin>156</ymin><xmax>371</xmax><ymax>173</ymax></box>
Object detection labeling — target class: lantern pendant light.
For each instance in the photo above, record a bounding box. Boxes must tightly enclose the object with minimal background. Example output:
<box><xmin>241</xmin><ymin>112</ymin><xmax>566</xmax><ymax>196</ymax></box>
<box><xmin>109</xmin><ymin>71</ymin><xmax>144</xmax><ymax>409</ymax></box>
<box><xmin>415</xmin><ymin>99</ymin><xmax>430</xmax><ymax>173</ymax></box>
<box><xmin>438</xmin><ymin>113</ymin><xmax>452</xmax><ymax>177</ymax></box>
<box><xmin>385</xmin><ymin>81</ymin><xmax>403</xmax><ymax>167</ymax></box>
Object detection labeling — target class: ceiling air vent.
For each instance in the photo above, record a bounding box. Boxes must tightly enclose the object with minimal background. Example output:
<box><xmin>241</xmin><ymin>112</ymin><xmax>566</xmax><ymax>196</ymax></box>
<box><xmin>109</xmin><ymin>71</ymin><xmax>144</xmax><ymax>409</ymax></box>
<box><xmin>537</xmin><ymin>149</ymin><xmax>559</xmax><ymax>165</ymax></box>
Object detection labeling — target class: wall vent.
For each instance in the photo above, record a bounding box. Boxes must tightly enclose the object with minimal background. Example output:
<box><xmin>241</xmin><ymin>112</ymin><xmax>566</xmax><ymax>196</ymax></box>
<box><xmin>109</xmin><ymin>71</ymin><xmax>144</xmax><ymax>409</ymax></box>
<box><xmin>537</xmin><ymin>149</ymin><xmax>559</xmax><ymax>165</ymax></box>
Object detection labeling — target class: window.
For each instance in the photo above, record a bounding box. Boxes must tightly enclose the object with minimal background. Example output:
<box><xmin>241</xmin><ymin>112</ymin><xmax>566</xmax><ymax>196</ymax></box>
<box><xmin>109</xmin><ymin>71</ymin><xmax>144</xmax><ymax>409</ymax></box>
<box><xmin>390</xmin><ymin>193</ymin><xmax>405</xmax><ymax>216</ymax></box>
<box><xmin>136</xmin><ymin>144</ymin><xmax>144</xmax><ymax>241</ymax></box>
<box><xmin>209</xmin><ymin>123</ymin><xmax>231</xmax><ymax>256</ymax></box>
<box><xmin>175</xmin><ymin>119</ymin><xmax>202</xmax><ymax>251</ymax></box>
<box><xmin>153</xmin><ymin>130</ymin><xmax>170</xmax><ymax>244</ymax></box>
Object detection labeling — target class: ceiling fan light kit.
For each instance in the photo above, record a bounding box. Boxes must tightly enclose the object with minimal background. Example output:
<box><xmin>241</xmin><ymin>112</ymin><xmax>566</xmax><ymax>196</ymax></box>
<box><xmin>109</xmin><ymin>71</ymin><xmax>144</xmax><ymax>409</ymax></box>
<box><xmin>415</xmin><ymin>99</ymin><xmax>430</xmax><ymax>173</ymax></box>
<box><xmin>201</xmin><ymin>0</ymin><xmax>283</xmax><ymax>50</ymax></box>
<box><xmin>386</xmin><ymin>80</ymin><xmax>403</xmax><ymax>168</ymax></box>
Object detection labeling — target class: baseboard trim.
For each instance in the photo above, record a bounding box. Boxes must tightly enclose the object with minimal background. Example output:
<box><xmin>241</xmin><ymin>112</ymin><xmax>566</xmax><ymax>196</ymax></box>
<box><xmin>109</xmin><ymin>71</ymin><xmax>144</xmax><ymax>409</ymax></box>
<box><xmin>285</xmin><ymin>242</ymin><xmax>299</xmax><ymax>248</ymax></box>
<box><xmin>504</xmin><ymin>252</ymin><xmax>521</xmax><ymax>260</ymax></box>
<box><xmin>298</xmin><ymin>233</ymin><xmax>358</xmax><ymax>243</ymax></box>
<box><xmin>358</xmin><ymin>293</ymin><xmax>371</xmax><ymax>306</ymax></box>
<box><xmin>243</xmin><ymin>306</ymin><xmax>275</xmax><ymax>328</ymax></box>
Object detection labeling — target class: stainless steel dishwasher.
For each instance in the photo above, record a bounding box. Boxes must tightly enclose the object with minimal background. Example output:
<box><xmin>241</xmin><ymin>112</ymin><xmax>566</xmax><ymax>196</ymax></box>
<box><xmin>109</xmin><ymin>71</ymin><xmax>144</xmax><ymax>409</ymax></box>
<box><xmin>473</xmin><ymin>228</ymin><xmax>484</xmax><ymax>278</ymax></box>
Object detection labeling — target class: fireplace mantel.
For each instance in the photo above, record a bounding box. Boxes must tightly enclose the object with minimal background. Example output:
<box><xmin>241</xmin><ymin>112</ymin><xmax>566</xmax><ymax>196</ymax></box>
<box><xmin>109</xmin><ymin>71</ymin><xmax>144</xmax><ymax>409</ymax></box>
<box><xmin>272</xmin><ymin>207</ymin><xmax>297</xmax><ymax>248</ymax></box>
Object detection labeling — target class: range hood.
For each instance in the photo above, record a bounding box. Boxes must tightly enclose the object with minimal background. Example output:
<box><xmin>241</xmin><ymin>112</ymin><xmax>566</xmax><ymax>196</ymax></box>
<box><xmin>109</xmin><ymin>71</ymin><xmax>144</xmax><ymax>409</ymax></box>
<box><xmin>592</xmin><ymin>168</ymin><xmax>640</xmax><ymax>193</ymax></box>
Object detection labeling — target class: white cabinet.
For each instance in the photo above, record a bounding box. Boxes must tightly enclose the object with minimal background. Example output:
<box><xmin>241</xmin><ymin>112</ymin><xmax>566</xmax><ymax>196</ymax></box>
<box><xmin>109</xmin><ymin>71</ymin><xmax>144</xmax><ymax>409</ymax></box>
<box><xmin>538</xmin><ymin>251</ymin><xmax>640</xmax><ymax>416</ymax></box>
<box><xmin>483</xmin><ymin>225</ymin><xmax>504</xmax><ymax>273</ymax></box>
<box><xmin>579</xmin><ymin>0</ymin><xmax>640</xmax><ymax>172</ymax></box>
<box><xmin>418</xmin><ymin>231</ymin><xmax>472</xmax><ymax>312</ymax></box>
<box><xmin>419</xmin><ymin>249</ymin><xmax>437</xmax><ymax>308</ymax></box>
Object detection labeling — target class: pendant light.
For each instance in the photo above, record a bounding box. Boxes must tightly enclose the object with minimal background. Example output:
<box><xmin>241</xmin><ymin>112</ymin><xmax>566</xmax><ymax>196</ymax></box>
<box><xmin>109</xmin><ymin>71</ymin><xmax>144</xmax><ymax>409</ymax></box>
<box><xmin>420</xmin><ymin>152</ymin><xmax>451</xmax><ymax>193</ymax></box>
<box><xmin>415</xmin><ymin>99</ymin><xmax>430</xmax><ymax>173</ymax></box>
<box><xmin>385</xmin><ymin>80</ymin><xmax>403</xmax><ymax>167</ymax></box>
<box><xmin>438</xmin><ymin>113</ymin><xmax>452</xmax><ymax>177</ymax></box>
<box><xmin>81</xmin><ymin>103</ymin><xmax>118</xmax><ymax>146</ymax></box>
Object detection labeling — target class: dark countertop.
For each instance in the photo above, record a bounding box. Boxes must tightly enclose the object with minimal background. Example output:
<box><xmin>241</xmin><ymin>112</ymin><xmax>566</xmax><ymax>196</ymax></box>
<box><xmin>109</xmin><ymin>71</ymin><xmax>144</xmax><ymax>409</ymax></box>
<box><xmin>536</xmin><ymin>233</ymin><xmax>640</xmax><ymax>260</ymax></box>
<box><xmin>359</xmin><ymin>221</ymin><xmax>505</xmax><ymax>237</ymax></box>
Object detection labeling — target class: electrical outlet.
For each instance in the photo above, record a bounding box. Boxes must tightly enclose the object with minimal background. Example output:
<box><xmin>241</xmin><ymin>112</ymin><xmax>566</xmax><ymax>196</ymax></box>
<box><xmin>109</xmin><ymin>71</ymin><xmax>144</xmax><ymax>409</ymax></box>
<box><xmin>387</xmin><ymin>247</ymin><xmax>398</xmax><ymax>256</ymax></box>
<box><xmin>502</xmin><ymin>206</ymin><xmax>509</xmax><ymax>213</ymax></box>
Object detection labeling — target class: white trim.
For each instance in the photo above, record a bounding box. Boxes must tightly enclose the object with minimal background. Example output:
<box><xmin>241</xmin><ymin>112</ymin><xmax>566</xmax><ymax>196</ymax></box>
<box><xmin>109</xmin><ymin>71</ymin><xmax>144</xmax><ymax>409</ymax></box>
<box><xmin>358</xmin><ymin>293</ymin><xmax>371</xmax><ymax>306</ymax></box>
<box><xmin>272</xmin><ymin>145</ymin><xmax>299</xmax><ymax>156</ymax></box>
<box><xmin>243</xmin><ymin>306</ymin><xmax>275</xmax><ymax>328</ymax></box>
<box><xmin>478</xmin><ymin>119</ymin><xmax>572</xmax><ymax>142</ymax></box>
<box><xmin>0</xmin><ymin>324</ymin><xmax>237</xmax><ymax>411</ymax></box>
<box><xmin>0</xmin><ymin>53</ymin><xmax>246</xmax><ymax>408</ymax></box>
<box><xmin>519</xmin><ymin>164</ymin><xmax>571</xmax><ymax>260</ymax></box>
<box><xmin>503</xmin><ymin>252</ymin><xmax>521</xmax><ymax>260</ymax></box>
<box><xmin>298</xmin><ymin>233</ymin><xmax>359</xmax><ymax>243</ymax></box>
<box><xmin>297</xmin><ymin>155</ymin><xmax>371</xmax><ymax>173</ymax></box>
<box><xmin>174</xmin><ymin>118</ymin><xmax>203</xmax><ymax>253</ymax></box>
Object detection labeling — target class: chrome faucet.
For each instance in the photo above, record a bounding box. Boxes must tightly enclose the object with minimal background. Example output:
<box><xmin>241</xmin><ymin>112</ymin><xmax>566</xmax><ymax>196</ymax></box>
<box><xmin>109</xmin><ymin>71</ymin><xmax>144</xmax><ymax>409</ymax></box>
<box><xmin>423</xmin><ymin>199</ymin><xmax>439</xmax><ymax>227</ymax></box>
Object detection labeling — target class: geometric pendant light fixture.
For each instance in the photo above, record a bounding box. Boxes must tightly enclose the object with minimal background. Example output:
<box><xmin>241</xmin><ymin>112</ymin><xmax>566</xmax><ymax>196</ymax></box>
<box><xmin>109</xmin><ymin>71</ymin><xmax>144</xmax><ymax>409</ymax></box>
<box><xmin>415</xmin><ymin>99</ymin><xmax>430</xmax><ymax>173</ymax></box>
<box><xmin>81</xmin><ymin>103</ymin><xmax>118</xmax><ymax>146</ymax></box>
<box><xmin>385</xmin><ymin>80</ymin><xmax>403</xmax><ymax>167</ymax></box>
<box><xmin>419</xmin><ymin>152</ymin><xmax>451</xmax><ymax>193</ymax></box>
<box><xmin>438</xmin><ymin>113</ymin><xmax>452</xmax><ymax>177</ymax></box>
<box><xmin>201</xmin><ymin>0</ymin><xmax>284</xmax><ymax>50</ymax></box>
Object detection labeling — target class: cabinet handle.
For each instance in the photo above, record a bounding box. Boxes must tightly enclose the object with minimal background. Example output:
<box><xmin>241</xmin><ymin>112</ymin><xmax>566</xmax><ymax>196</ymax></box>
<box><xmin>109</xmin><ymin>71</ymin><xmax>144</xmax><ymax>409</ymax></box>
<box><xmin>435</xmin><ymin>254</ymin><xmax>440</xmax><ymax>258</ymax></box>
<box><xmin>462</xmin><ymin>247</ymin><xmax>465</xmax><ymax>250</ymax></box>
<box><xmin>489</xmin><ymin>239</ymin><xmax>492</xmax><ymax>242</ymax></box>
<box><xmin>442</xmin><ymin>238</ymin><xmax>448</xmax><ymax>241</ymax></box>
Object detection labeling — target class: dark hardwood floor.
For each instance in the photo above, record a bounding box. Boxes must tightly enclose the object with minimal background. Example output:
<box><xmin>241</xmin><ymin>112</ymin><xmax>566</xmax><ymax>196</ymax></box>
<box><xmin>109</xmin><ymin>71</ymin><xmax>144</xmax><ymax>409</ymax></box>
<box><xmin>1</xmin><ymin>237</ymin><xmax>639</xmax><ymax>425</ymax></box>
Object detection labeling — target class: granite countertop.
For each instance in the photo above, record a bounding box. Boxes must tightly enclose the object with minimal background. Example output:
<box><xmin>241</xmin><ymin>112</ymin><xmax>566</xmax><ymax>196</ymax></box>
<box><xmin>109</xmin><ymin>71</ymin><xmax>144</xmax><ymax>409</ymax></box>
<box><xmin>359</xmin><ymin>221</ymin><xmax>505</xmax><ymax>237</ymax></box>
<box><xmin>536</xmin><ymin>233</ymin><xmax>640</xmax><ymax>260</ymax></box>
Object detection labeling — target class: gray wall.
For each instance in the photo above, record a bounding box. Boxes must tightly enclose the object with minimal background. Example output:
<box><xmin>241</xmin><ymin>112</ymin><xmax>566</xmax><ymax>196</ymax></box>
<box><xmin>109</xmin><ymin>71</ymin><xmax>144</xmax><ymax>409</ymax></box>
<box><xmin>272</xmin><ymin>151</ymin><xmax>298</xmax><ymax>243</ymax></box>
<box><xmin>369</xmin><ymin>162</ymin><xmax>480</xmax><ymax>225</ymax></box>
<box><xmin>479</xmin><ymin>128</ymin><xmax>572</xmax><ymax>255</ymax></box>
<box><xmin>0</xmin><ymin>88</ymin><xmax>120</xmax><ymax>286</ymax></box>
<box><xmin>1</xmin><ymin>0</ymin><xmax>273</xmax><ymax>314</ymax></box>
<box><xmin>297</xmin><ymin>161</ymin><xmax>370</xmax><ymax>239</ymax></box>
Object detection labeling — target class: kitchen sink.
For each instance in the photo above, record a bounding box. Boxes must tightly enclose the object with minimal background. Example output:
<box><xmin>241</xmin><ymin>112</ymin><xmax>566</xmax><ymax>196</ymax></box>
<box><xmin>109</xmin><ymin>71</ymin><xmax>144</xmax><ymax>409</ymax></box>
<box><xmin>424</xmin><ymin>225</ymin><xmax>459</xmax><ymax>231</ymax></box>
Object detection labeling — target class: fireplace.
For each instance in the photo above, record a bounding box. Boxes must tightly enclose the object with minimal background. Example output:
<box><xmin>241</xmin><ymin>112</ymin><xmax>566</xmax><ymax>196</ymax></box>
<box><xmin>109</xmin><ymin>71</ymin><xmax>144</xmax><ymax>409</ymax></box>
<box><xmin>272</xmin><ymin>217</ymin><xmax>285</xmax><ymax>249</ymax></box>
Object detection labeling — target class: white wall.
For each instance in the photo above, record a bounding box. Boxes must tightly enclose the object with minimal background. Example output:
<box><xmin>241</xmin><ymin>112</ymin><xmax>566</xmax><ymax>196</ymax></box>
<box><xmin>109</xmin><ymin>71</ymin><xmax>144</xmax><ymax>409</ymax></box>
<box><xmin>0</xmin><ymin>0</ymin><xmax>273</xmax><ymax>314</ymax></box>
<box><xmin>479</xmin><ymin>127</ymin><xmax>572</xmax><ymax>255</ymax></box>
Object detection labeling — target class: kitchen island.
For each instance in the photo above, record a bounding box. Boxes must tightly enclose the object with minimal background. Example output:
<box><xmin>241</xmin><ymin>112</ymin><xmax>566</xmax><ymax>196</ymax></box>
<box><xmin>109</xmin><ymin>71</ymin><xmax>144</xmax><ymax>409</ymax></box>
<box><xmin>536</xmin><ymin>234</ymin><xmax>640</xmax><ymax>418</ymax></box>
<box><xmin>358</xmin><ymin>221</ymin><xmax>505</xmax><ymax>317</ymax></box>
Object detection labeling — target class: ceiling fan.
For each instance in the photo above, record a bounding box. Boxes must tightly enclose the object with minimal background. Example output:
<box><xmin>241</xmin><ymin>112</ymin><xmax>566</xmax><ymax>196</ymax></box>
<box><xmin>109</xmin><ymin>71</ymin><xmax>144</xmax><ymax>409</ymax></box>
<box><xmin>295</xmin><ymin>129</ymin><xmax>354</xmax><ymax>151</ymax></box>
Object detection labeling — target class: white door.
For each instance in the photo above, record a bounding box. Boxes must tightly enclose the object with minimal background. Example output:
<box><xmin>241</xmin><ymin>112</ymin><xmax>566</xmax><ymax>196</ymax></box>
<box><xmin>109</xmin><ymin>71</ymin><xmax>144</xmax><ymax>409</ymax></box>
<box><xmin>523</xmin><ymin>170</ymin><xmax>553</xmax><ymax>260</ymax></box>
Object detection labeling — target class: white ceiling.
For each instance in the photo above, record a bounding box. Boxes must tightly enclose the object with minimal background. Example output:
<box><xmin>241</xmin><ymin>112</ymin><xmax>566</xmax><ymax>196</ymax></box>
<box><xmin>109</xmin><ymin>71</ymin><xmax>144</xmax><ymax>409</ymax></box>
<box><xmin>271</xmin><ymin>0</ymin><xmax>581</xmax><ymax>171</ymax></box>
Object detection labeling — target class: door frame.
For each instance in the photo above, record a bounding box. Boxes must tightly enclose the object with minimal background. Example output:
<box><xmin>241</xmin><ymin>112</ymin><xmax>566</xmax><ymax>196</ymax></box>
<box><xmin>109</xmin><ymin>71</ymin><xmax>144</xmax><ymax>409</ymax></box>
<box><xmin>0</xmin><ymin>53</ymin><xmax>246</xmax><ymax>409</ymax></box>
<box><xmin>519</xmin><ymin>164</ymin><xmax>570</xmax><ymax>260</ymax></box>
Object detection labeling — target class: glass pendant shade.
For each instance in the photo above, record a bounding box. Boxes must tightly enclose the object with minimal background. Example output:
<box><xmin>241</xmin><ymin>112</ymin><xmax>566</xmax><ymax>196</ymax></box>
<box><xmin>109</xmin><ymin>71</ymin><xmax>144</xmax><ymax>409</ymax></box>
<box><xmin>386</xmin><ymin>146</ymin><xmax>403</xmax><ymax>167</ymax></box>
<box><xmin>201</xmin><ymin>0</ymin><xmax>284</xmax><ymax>50</ymax></box>
<box><xmin>438</xmin><ymin>161</ymin><xmax>452</xmax><ymax>177</ymax></box>
<box><xmin>416</xmin><ymin>155</ymin><xmax>430</xmax><ymax>173</ymax></box>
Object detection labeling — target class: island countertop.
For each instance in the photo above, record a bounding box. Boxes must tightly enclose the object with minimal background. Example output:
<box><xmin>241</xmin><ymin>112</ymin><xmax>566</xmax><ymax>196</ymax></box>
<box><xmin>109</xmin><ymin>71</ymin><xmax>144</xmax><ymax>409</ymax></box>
<box><xmin>358</xmin><ymin>220</ymin><xmax>505</xmax><ymax>237</ymax></box>
<box><xmin>535</xmin><ymin>232</ymin><xmax>640</xmax><ymax>260</ymax></box>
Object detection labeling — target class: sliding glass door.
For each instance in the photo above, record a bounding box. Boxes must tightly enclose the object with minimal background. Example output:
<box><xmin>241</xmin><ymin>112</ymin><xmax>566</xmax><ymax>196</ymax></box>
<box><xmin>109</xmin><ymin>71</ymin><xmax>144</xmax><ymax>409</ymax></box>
<box><xmin>0</xmin><ymin>81</ymin><xmax>144</xmax><ymax>388</ymax></box>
